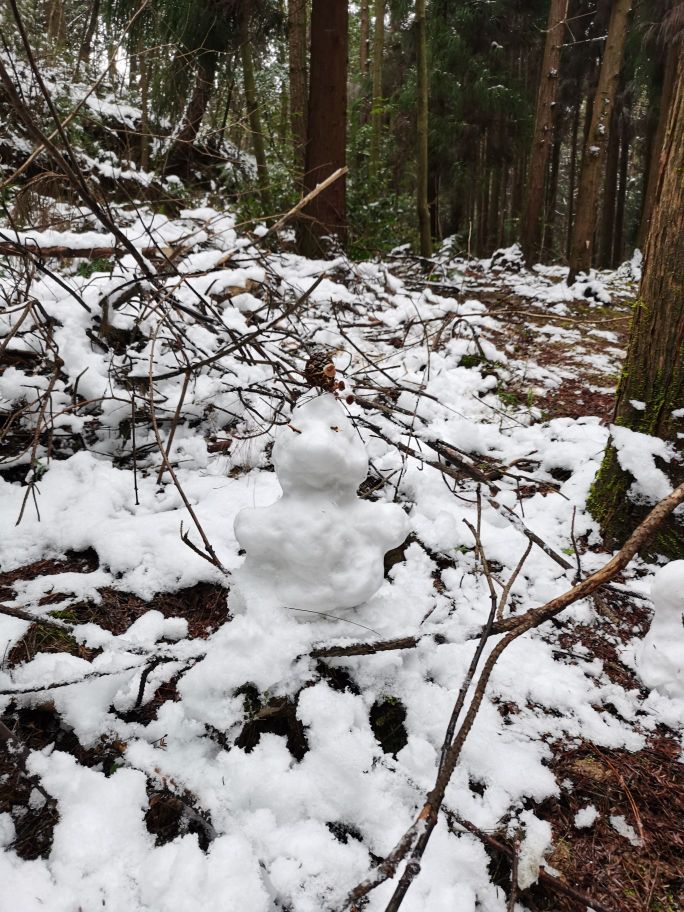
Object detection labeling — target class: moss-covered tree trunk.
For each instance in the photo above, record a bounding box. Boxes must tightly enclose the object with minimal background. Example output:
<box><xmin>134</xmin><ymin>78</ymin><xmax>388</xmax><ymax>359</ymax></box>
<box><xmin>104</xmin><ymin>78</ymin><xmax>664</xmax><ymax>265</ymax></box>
<box><xmin>589</xmin><ymin>49</ymin><xmax>684</xmax><ymax>558</ymax></box>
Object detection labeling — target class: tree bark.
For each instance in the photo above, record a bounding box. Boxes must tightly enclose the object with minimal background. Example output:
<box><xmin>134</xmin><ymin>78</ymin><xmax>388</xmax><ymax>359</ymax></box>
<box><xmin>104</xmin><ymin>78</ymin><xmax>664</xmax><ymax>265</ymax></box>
<box><xmin>370</xmin><ymin>0</ymin><xmax>385</xmax><ymax>179</ymax></box>
<box><xmin>240</xmin><ymin>23</ymin><xmax>273</xmax><ymax>214</ymax></box>
<box><xmin>638</xmin><ymin>43</ymin><xmax>676</xmax><ymax>250</ymax></box>
<box><xmin>588</xmin><ymin>47</ymin><xmax>684</xmax><ymax>558</ymax></box>
<box><xmin>520</xmin><ymin>0</ymin><xmax>568</xmax><ymax>265</ymax></box>
<box><xmin>611</xmin><ymin>104</ymin><xmax>630</xmax><ymax>268</ymax></box>
<box><xmin>543</xmin><ymin>113</ymin><xmax>562</xmax><ymax>259</ymax></box>
<box><xmin>598</xmin><ymin>102</ymin><xmax>620</xmax><ymax>267</ymax></box>
<box><xmin>165</xmin><ymin>55</ymin><xmax>217</xmax><ymax>173</ymax></box>
<box><xmin>566</xmin><ymin>102</ymin><xmax>580</xmax><ymax>260</ymax></box>
<box><xmin>139</xmin><ymin>39</ymin><xmax>150</xmax><ymax>172</ymax></box>
<box><xmin>288</xmin><ymin>0</ymin><xmax>307</xmax><ymax>179</ymax></box>
<box><xmin>416</xmin><ymin>0</ymin><xmax>431</xmax><ymax>257</ymax></box>
<box><xmin>78</xmin><ymin>0</ymin><xmax>101</xmax><ymax>66</ymax></box>
<box><xmin>359</xmin><ymin>0</ymin><xmax>370</xmax><ymax>78</ymax></box>
<box><xmin>298</xmin><ymin>0</ymin><xmax>348</xmax><ymax>257</ymax></box>
<box><xmin>567</xmin><ymin>0</ymin><xmax>632</xmax><ymax>283</ymax></box>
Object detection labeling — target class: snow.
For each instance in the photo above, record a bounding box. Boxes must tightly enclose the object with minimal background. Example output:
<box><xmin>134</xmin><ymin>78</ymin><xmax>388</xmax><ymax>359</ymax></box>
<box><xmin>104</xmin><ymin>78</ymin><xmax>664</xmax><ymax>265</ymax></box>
<box><xmin>234</xmin><ymin>393</ymin><xmax>408</xmax><ymax>615</ymax></box>
<box><xmin>609</xmin><ymin>814</ymin><xmax>643</xmax><ymax>847</ymax></box>
<box><xmin>1</xmin><ymin>199</ymin><xmax>681</xmax><ymax>911</ymax></box>
<box><xmin>573</xmin><ymin>805</ymin><xmax>598</xmax><ymax>829</ymax></box>
<box><xmin>610</xmin><ymin>425</ymin><xmax>675</xmax><ymax>502</ymax></box>
<box><xmin>636</xmin><ymin>561</ymin><xmax>684</xmax><ymax>702</ymax></box>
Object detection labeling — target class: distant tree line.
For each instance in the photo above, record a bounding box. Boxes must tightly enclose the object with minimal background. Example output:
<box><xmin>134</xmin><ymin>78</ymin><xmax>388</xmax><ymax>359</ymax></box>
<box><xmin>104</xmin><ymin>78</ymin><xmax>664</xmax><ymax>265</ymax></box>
<box><xmin>1</xmin><ymin>0</ymin><xmax>681</xmax><ymax>268</ymax></box>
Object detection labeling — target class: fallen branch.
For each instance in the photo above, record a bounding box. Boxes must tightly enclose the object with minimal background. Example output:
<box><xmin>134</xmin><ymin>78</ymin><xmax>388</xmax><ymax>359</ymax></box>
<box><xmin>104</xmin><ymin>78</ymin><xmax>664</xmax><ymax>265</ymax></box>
<box><xmin>339</xmin><ymin>481</ymin><xmax>684</xmax><ymax>910</ymax></box>
<box><xmin>446</xmin><ymin>812</ymin><xmax>615</xmax><ymax>912</ymax></box>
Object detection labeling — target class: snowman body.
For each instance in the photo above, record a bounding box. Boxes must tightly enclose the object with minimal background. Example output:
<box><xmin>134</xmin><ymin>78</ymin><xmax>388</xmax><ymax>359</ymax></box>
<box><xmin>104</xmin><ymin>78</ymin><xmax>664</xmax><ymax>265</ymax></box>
<box><xmin>234</xmin><ymin>394</ymin><xmax>408</xmax><ymax>615</ymax></box>
<box><xmin>636</xmin><ymin>560</ymin><xmax>684</xmax><ymax>701</ymax></box>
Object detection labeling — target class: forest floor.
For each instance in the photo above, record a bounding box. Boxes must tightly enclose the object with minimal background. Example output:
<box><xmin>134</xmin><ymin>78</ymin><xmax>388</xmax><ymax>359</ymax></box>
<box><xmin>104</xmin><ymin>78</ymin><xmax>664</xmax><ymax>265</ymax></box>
<box><xmin>0</xmin><ymin>201</ymin><xmax>682</xmax><ymax>912</ymax></box>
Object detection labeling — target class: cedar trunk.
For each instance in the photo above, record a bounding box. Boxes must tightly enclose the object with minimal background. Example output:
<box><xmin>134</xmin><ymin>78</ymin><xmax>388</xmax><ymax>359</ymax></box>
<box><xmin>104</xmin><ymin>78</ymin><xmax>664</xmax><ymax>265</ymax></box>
<box><xmin>370</xmin><ymin>0</ymin><xmax>385</xmax><ymax>179</ymax></box>
<box><xmin>598</xmin><ymin>102</ymin><xmax>620</xmax><ymax>267</ymax></box>
<box><xmin>298</xmin><ymin>0</ymin><xmax>348</xmax><ymax>257</ymax></box>
<box><xmin>416</xmin><ymin>0</ymin><xmax>431</xmax><ymax>257</ymax></box>
<box><xmin>567</xmin><ymin>0</ymin><xmax>631</xmax><ymax>283</ymax></box>
<box><xmin>165</xmin><ymin>55</ymin><xmax>217</xmax><ymax>172</ymax></box>
<box><xmin>359</xmin><ymin>0</ymin><xmax>370</xmax><ymax>78</ymax></box>
<box><xmin>638</xmin><ymin>43</ymin><xmax>676</xmax><ymax>250</ymax></box>
<box><xmin>520</xmin><ymin>0</ymin><xmax>568</xmax><ymax>265</ymax></box>
<box><xmin>588</xmin><ymin>49</ymin><xmax>684</xmax><ymax>558</ymax></box>
<box><xmin>240</xmin><ymin>27</ymin><xmax>273</xmax><ymax>214</ymax></box>
<box><xmin>520</xmin><ymin>0</ymin><xmax>568</xmax><ymax>264</ymax></box>
<box><xmin>288</xmin><ymin>0</ymin><xmax>307</xmax><ymax>179</ymax></box>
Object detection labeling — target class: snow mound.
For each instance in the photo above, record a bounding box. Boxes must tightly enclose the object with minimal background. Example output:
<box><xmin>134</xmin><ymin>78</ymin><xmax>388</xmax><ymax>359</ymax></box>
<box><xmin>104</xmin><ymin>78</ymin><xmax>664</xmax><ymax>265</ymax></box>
<box><xmin>637</xmin><ymin>560</ymin><xmax>684</xmax><ymax>701</ymax></box>
<box><xmin>234</xmin><ymin>393</ymin><xmax>409</xmax><ymax>615</ymax></box>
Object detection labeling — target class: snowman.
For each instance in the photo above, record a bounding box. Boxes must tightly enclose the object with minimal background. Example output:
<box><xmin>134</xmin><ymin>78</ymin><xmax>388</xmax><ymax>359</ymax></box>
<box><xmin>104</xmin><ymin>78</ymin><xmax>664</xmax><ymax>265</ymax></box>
<box><xmin>636</xmin><ymin>560</ymin><xmax>684</xmax><ymax>701</ymax></box>
<box><xmin>233</xmin><ymin>392</ymin><xmax>408</xmax><ymax>617</ymax></box>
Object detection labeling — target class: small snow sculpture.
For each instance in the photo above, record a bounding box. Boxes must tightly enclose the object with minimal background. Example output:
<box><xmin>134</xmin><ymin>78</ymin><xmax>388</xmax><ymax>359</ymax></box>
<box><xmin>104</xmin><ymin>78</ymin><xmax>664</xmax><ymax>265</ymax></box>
<box><xmin>636</xmin><ymin>560</ymin><xmax>684</xmax><ymax>700</ymax></box>
<box><xmin>234</xmin><ymin>393</ymin><xmax>408</xmax><ymax>616</ymax></box>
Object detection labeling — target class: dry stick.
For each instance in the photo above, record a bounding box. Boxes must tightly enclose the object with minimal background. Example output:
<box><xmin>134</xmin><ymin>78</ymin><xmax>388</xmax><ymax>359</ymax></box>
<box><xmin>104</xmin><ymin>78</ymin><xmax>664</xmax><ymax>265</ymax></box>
<box><xmin>311</xmin><ymin>635</ymin><xmax>420</xmax><ymax>659</ymax></box>
<box><xmin>340</xmin><ymin>481</ymin><xmax>684</xmax><ymax>911</ymax></box>
<box><xmin>446</xmin><ymin>813</ymin><xmax>615</xmax><ymax>912</ymax></box>
<box><xmin>0</xmin><ymin>603</ymin><xmax>72</xmax><ymax>634</ymax></box>
<box><xmin>0</xmin><ymin>241</ymin><xmax>186</xmax><ymax>259</ymax></box>
<box><xmin>496</xmin><ymin>539</ymin><xmax>533</xmax><ymax>621</ymax></box>
<box><xmin>152</xmin><ymin>273</ymin><xmax>327</xmax><ymax>381</ymax></box>
<box><xmin>156</xmin><ymin>369</ymin><xmax>191</xmax><ymax>485</ymax></box>
<box><xmin>147</xmin><ymin>327</ymin><xmax>227</xmax><ymax>573</ymax></box>
<box><xmin>436</xmin><ymin>516</ymin><xmax>506</xmax><ymax>776</ymax></box>
<box><xmin>15</xmin><ymin>333</ymin><xmax>62</xmax><ymax>526</ymax></box>
<box><xmin>213</xmin><ymin>167</ymin><xmax>348</xmax><ymax>269</ymax></box>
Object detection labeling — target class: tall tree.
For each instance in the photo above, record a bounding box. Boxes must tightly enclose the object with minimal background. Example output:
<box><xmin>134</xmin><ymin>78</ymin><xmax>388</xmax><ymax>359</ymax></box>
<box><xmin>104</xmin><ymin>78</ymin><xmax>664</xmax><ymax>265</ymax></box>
<box><xmin>520</xmin><ymin>0</ymin><xmax>568</xmax><ymax>265</ymax></box>
<box><xmin>416</xmin><ymin>0</ymin><xmax>431</xmax><ymax>257</ymax></box>
<box><xmin>359</xmin><ymin>0</ymin><xmax>370</xmax><ymax>79</ymax></box>
<box><xmin>240</xmin><ymin>8</ymin><xmax>272</xmax><ymax>213</ymax></box>
<box><xmin>369</xmin><ymin>0</ymin><xmax>385</xmax><ymax>179</ymax></box>
<box><xmin>288</xmin><ymin>0</ymin><xmax>307</xmax><ymax>179</ymax></box>
<box><xmin>588</xmin><ymin>41</ymin><xmax>684</xmax><ymax>557</ymax></box>
<box><xmin>298</xmin><ymin>0</ymin><xmax>348</xmax><ymax>257</ymax></box>
<box><xmin>567</xmin><ymin>0</ymin><xmax>632</xmax><ymax>283</ymax></box>
<box><xmin>638</xmin><ymin>39</ymin><xmax>677</xmax><ymax>248</ymax></box>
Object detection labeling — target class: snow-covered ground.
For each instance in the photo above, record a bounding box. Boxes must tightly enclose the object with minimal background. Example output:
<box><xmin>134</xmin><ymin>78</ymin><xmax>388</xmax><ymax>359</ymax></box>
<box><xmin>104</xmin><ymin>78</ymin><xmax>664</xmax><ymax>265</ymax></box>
<box><xmin>1</xmin><ymin>207</ymin><xmax>682</xmax><ymax>912</ymax></box>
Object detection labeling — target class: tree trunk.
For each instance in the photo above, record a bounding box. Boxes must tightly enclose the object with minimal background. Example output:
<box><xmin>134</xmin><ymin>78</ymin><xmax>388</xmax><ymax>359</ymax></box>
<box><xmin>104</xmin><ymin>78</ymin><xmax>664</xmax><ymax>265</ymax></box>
<box><xmin>139</xmin><ymin>40</ymin><xmax>150</xmax><ymax>172</ymax></box>
<box><xmin>638</xmin><ymin>43</ymin><xmax>676</xmax><ymax>250</ymax></box>
<box><xmin>588</xmin><ymin>49</ymin><xmax>684</xmax><ymax>558</ymax></box>
<box><xmin>288</xmin><ymin>0</ymin><xmax>307</xmax><ymax>179</ymax></box>
<box><xmin>566</xmin><ymin>102</ymin><xmax>580</xmax><ymax>260</ymax></box>
<box><xmin>544</xmin><ymin>114</ymin><xmax>562</xmax><ymax>259</ymax></box>
<box><xmin>416</xmin><ymin>0</ymin><xmax>431</xmax><ymax>257</ymax></box>
<box><xmin>78</xmin><ymin>0</ymin><xmax>100</xmax><ymax>66</ymax></box>
<box><xmin>298</xmin><ymin>0</ymin><xmax>348</xmax><ymax>257</ymax></box>
<box><xmin>612</xmin><ymin>107</ymin><xmax>630</xmax><ymax>267</ymax></box>
<box><xmin>567</xmin><ymin>0</ymin><xmax>632</xmax><ymax>283</ymax></box>
<box><xmin>598</xmin><ymin>102</ymin><xmax>620</xmax><ymax>267</ymax></box>
<box><xmin>240</xmin><ymin>24</ymin><xmax>273</xmax><ymax>214</ymax></box>
<box><xmin>370</xmin><ymin>0</ymin><xmax>385</xmax><ymax>179</ymax></box>
<box><xmin>165</xmin><ymin>55</ymin><xmax>217</xmax><ymax>173</ymax></box>
<box><xmin>47</xmin><ymin>0</ymin><xmax>67</xmax><ymax>47</ymax></box>
<box><xmin>359</xmin><ymin>0</ymin><xmax>370</xmax><ymax>78</ymax></box>
<box><xmin>520</xmin><ymin>0</ymin><xmax>568</xmax><ymax>265</ymax></box>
